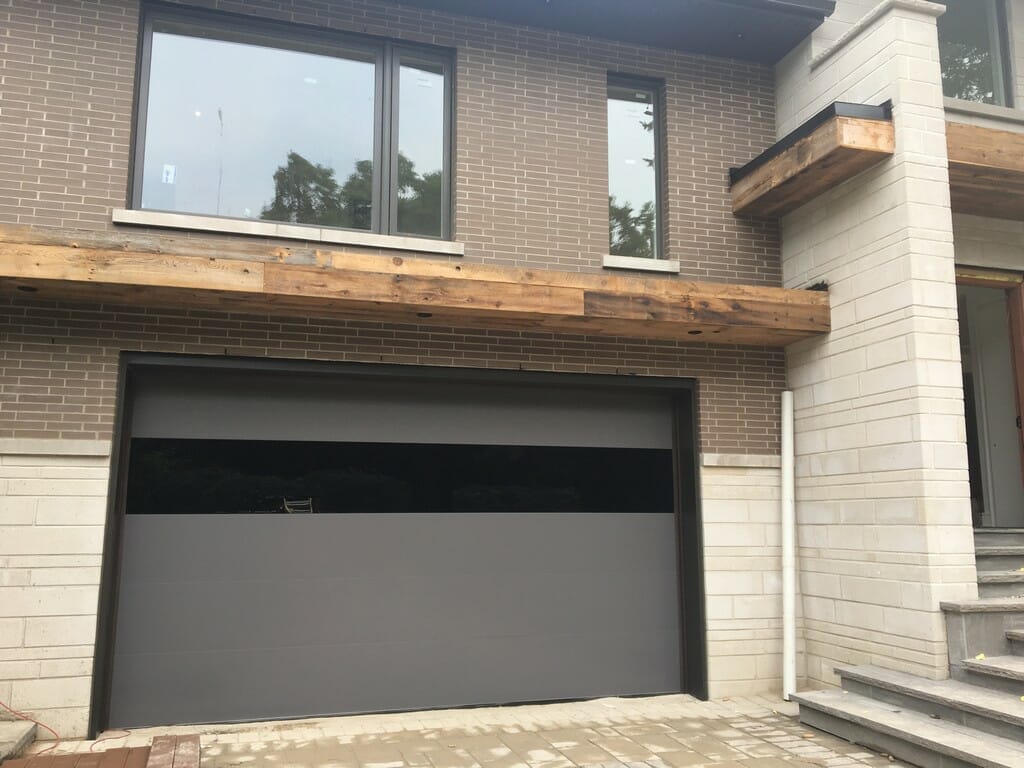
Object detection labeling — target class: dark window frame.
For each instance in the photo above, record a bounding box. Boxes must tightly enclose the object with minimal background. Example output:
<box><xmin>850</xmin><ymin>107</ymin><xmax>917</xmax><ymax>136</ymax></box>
<box><xmin>130</xmin><ymin>2</ymin><xmax>455</xmax><ymax>240</ymax></box>
<box><xmin>606</xmin><ymin>73</ymin><xmax>667</xmax><ymax>261</ymax></box>
<box><xmin>938</xmin><ymin>0</ymin><xmax>1014</xmax><ymax>108</ymax></box>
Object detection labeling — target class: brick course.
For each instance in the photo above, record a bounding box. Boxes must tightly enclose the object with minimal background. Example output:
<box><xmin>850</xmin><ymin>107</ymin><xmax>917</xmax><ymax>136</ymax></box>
<box><xmin>0</xmin><ymin>297</ymin><xmax>785</xmax><ymax>454</ymax></box>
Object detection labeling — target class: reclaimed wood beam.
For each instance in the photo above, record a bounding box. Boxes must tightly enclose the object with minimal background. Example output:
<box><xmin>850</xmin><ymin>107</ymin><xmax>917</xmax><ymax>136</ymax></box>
<box><xmin>0</xmin><ymin>226</ymin><xmax>830</xmax><ymax>346</ymax></box>
<box><xmin>947</xmin><ymin>121</ymin><xmax>1024</xmax><ymax>221</ymax></box>
<box><xmin>731</xmin><ymin>104</ymin><xmax>895</xmax><ymax>219</ymax></box>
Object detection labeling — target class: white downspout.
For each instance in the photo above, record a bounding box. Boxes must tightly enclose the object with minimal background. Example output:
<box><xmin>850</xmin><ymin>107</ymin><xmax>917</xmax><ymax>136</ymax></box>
<box><xmin>781</xmin><ymin>390</ymin><xmax>796</xmax><ymax>701</ymax></box>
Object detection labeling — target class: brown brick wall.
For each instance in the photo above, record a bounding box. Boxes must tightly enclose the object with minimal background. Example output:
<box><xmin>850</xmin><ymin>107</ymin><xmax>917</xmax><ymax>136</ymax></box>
<box><xmin>0</xmin><ymin>0</ymin><xmax>787</xmax><ymax>454</ymax></box>
<box><xmin>0</xmin><ymin>0</ymin><xmax>781</xmax><ymax>283</ymax></box>
<box><xmin>0</xmin><ymin>298</ymin><xmax>785</xmax><ymax>454</ymax></box>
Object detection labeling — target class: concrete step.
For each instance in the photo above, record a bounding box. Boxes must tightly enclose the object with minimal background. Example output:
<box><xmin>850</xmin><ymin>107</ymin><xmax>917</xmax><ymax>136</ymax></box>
<box><xmin>976</xmin><ymin>529</ymin><xmax>1024</xmax><ymax>547</ymax></box>
<box><xmin>836</xmin><ymin>664</ymin><xmax>1024</xmax><ymax>742</ymax></box>
<box><xmin>0</xmin><ymin>722</ymin><xmax>36</xmax><ymax>764</ymax></box>
<box><xmin>942</xmin><ymin>598</ymin><xmax>1024</xmax><ymax>663</ymax></box>
<box><xmin>1007</xmin><ymin>629</ymin><xmax>1024</xmax><ymax>653</ymax></box>
<box><xmin>979</xmin><ymin>571</ymin><xmax>1024</xmax><ymax>598</ymax></box>
<box><xmin>976</xmin><ymin>546</ymin><xmax>1024</xmax><ymax>572</ymax></box>
<box><xmin>795</xmin><ymin>689</ymin><xmax>1024</xmax><ymax>768</ymax></box>
<box><xmin>959</xmin><ymin>656</ymin><xmax>1024</xmax><ymax>694</ymax></box>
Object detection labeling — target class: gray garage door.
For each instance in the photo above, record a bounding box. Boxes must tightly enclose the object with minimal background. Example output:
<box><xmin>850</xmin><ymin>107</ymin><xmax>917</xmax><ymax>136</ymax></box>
<box><xmin>108</xmin><ymin>368</ymin><xmax>682</xmax><ymax>728</ymax></box>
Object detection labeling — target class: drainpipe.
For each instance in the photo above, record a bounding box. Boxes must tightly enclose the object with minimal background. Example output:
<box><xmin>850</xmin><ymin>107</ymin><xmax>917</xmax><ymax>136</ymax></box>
<box><xmin>781</xmin><ymin>390</ymin><xmax>796</xmax><ymax>700</ymax></box>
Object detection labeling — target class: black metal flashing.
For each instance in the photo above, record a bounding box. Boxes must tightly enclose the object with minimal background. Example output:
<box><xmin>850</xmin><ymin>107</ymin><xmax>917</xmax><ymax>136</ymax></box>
<box><xmin>729</xmin><ymin>100</ymin><xmax>894</xmax><ymax>187</ymax></box>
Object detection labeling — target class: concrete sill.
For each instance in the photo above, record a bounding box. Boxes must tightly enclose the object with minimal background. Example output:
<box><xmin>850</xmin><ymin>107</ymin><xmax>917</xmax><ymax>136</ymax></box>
<box><xmin>602</xmin><ymin>254</ymin><xmax>681</xmax><ymax>274</ymax></box>
<box><xmin>111</xmin><ymin>209</ymin><xmax>466</xmax><ymax>256</ymax></box>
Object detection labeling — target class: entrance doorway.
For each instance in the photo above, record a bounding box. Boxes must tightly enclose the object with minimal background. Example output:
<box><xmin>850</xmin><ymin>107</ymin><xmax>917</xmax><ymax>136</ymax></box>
<box><xmin>958</xmin><ymin>283</ymin><xmax>1024</xmax><ymax>528</ymax></box>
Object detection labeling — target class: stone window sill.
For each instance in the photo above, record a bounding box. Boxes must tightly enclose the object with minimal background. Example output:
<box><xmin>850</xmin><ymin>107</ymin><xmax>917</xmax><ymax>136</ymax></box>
<box><xmin>602</xmin><ymin>254</ymin><xmax>681</xmax><ymax>274</ymax></box>
<box><xmin>111</xmin><ymin>209</ymin><xmax>466</xmax><ymax>256</ymax></box>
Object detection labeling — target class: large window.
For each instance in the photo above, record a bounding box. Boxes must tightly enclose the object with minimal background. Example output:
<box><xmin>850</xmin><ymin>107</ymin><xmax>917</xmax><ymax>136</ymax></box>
<box><xmin>607</xmin><ymin>77</ymin><xmax>663</xmax><ymax>260</ymax></box>
<box><xmin>134</xmin><ymin>10</ymin><xmax>452</xmax><ymax>239</ymax></box>
<box><xmin>938</xmin><ymin>0</ymin><xmax>1011</xmax><ymax>106</ymax></box>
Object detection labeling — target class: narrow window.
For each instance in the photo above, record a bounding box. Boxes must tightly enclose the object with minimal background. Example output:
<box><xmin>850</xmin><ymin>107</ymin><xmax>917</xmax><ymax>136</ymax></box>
<box><xmin>607</xmin><ymin>77</ymin><xmax>662</xmax><ymax>260</ymax></box>
<box><xmin>134</xmin><ymin>10</ymin><xmax>452</xmax><ymax>239</ymax></box>
<box><xmin>938</xmin><ymin>0</ymin><xmax>1011</xmax><ymax>106</ymax></box>
<box><xmin>391</xmin><ymin>52</ymin><xmax>450</xmax><ymax>238</ymax></box>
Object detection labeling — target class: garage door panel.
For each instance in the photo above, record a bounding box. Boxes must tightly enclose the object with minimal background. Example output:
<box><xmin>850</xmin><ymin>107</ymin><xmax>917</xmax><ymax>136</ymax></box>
<box><xmin>118</xmin><ymin>512</ymin><xmax>676</xmax><ymax>581</ymax></box>
<box><xmin>109</xmin><ymin>368</ymin><xmax>687</xmax><ymax>728</ymax></box>
<box><xmin>112</xmin><ymin>628</ymin><xmax>680</xmax><ymax>728</ymax></box>
<box><xmin>131</xmin><ymin>371</ymin><xmax>673</xmax><ymax>449</ymax></box>
<box><xmin>114</xmin><ymin>513</ymin><xmax>678</xmax><ymax>655</ymax></box>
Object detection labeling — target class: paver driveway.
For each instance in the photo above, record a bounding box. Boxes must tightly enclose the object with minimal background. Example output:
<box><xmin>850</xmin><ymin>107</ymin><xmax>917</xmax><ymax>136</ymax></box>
<box><xmin>30</xmin><ymin>695</ymin><xmax>908</xmax><ymax>768</ymax></box>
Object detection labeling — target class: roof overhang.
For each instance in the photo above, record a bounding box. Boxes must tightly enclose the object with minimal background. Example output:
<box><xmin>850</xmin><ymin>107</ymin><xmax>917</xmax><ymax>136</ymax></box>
<box><xmin>376</xmin><ymin>0</ymin><xmax>836</xmax><ymax>64</ymax></box>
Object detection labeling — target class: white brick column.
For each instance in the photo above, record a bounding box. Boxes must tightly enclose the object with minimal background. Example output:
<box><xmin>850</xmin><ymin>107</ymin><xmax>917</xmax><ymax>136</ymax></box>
<box><xmin>701</xmin><ymin>455</ymin><xmax>799</xmax><ymax>697</ymax></box>
<box><xmin>0</xmin><ymin>440</ymin><xmax>111</xmax><ymax>738</ymax></box>
<box><xmin>775</xmin><ymin>0</ymin><xmax>978</xmax><ymax>687</ymax></box>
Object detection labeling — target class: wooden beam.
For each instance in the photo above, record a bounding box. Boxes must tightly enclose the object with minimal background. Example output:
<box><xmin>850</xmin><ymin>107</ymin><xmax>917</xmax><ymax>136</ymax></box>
<box><xmin>947</xmin><ymin>121</ymin><xmax>1024</xmax><ymax>221</ymax></box>
<box><xmin>731</xmin><ymin>115</ymin><xmax>895</xmax><ymax>218</ymax></box>
<box><xmin>0</xmin><ymin>226</ymin><xmax>830</xmax><ymax>346</ymax></box>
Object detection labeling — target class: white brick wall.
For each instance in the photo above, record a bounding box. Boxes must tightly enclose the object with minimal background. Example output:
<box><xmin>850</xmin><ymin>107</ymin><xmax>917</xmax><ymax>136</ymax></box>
<box><xmin>0</xmin><ymin>441</ymin><xmax>110</xmax><ymax>739</ymax></box>
<box><xmin>776</xmin><ymin>0</ymin><xmax>978</xmax><ymax>689</ymax></box>
<box><xmin>701</xmin><ymin>456</ymin><xmax>798</xmax><ymax>697</ymax></box>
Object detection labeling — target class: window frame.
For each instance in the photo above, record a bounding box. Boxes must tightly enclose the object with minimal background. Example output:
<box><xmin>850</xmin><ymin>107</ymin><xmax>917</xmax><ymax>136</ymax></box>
<box><xmin>938</xmin><ymin>0</ymin><xmax>1015</xmax><ymax>108</ymax></box>
<box><xmin>606</xmin><ymin>73</ymin><xmax>667</xmax><ymax>262</ymax></box>
<box><xmin>130</xmin><ymin>3</ymin><xmax>454</xmax><ymax>240</ymax></box>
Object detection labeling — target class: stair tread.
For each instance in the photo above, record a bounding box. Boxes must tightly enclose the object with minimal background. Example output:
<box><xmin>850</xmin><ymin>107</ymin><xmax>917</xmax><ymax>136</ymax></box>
<box><xmin>941</xmin><ymin>596</ymin><xmax>1024</xmax><ymax>613</ymax></box>
<box><xmin>795</xmin><ymin>689</ymin><xmax>1024</xmax><ymax>767</ymax></box>
<box><xmin>0</xmin><ymin>722</ymin><xmax>36</xmax><ymax>763</ymax></box>
<box><xmin>836</xmin><ymin>664</ymin><xmax>1024</xmax><ymax>725</ymax></box>
<box><xmin>976</xmin><ymin>528</ymin><xmax>1024</xmax><ymax>534</ymax></box>
<box><xmin>979</xmin><ymin>571</ymin><xmax>1024</xmax><ymax>583</ymax></box>
<box><xmin>962</xmin><ymin>656</ymin><xmax>1024</xmax><ymax>682</ymax></box>
<box><xmin>976</xmin><ymin>546</ymin><xmax>1024</xmax><ymax>556</ymax></box>
<box><xmin>1006</xmin><ymin>629</ymin><xmax>1024</xmax><ymax>641</ymax></box>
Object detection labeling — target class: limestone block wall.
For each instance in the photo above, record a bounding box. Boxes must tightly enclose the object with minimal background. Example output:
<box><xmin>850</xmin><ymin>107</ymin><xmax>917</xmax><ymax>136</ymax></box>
<box><xmin>953</xmin><ymin>214</ymin><xmax>1024</xmax><ymax>270</ymax></box>
<box><xmin>701</xmin><ymin>457</ymin><xmax>799</xmax><ymax>698</ymax></box>
<box><xmin>0</xmin><ymin>440</ymin><xmax>110</xmax><ymax>737</ymax></box>
<box><xmin>775</xmin><ymin>0</ymin><xmax>979</xmax><ymax>688</ymax></box>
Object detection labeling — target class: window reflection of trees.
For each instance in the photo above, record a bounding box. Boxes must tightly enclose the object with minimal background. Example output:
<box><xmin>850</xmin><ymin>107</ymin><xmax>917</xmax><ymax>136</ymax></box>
<box><xmin>609</xmin><ymin>99</ymin><xmax>657</xmax><ymax>260</ymax></box>
<box><xmin>260</xmin><ymin>150</ymin><xmax>443</xmax><ymax>237</ymax></box>
<box><xmin>941</xmin><ymin>41</ymin><xmax>996</xmax><ymax>103</ymax></box>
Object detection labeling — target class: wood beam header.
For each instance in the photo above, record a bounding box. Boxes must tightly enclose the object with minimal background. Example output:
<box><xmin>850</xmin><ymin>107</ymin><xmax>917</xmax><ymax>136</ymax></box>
<box><xmin>0</xmin><ymin>226</ymin><xmax>830</xmax><ymax>347</ymax></box>
<box><xmin>947</xmin><ymin>121</ymin><xmax>1024</xmax><ymax>221</ymax></box>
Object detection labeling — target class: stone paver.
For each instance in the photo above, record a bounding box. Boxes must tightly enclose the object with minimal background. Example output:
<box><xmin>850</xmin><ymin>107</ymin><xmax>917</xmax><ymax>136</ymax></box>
<box><xmin>25</xmin><ymin>695</ymin><xmax>909</xmax><ymax>768</ymax></box>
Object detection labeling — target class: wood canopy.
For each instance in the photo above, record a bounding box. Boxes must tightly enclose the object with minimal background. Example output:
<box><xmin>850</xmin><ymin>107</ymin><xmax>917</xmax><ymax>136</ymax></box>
<box><xmin>946</xmin><ymin>121</ymin><xmax>1024</xmax><ymax>221</ymax></box>
<box><xmin>730</xmin><ymin>103</ymin><xmax>895</xmax><ymax>218</ymax></box>
<box><xmin>0</xmin><ymin>226</ymin><xmax>830</xmax><ymax>346</ymax></box>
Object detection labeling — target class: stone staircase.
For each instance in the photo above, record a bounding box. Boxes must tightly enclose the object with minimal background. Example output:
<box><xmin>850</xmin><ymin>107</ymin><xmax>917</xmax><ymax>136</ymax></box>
<box><xmin>794</xmin><ymin>528</ymin><xmax>1024</xmax><ymax>768</ymax></box>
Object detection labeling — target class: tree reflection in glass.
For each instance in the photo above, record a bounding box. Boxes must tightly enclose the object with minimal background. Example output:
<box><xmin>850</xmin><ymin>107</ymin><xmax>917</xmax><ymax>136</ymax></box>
<box><xmin>141</xmin><ymin>28</ymin><xmax>376</xmax><ymax>228</ymax></box>
<box><xmin>608</xmin><ymin>83</ymin><xmax>659</xmax><ymax>259</ymax></box>
<box><xmin>937</xmin><ymin>0</ymin><xmax>1006</xmax><ymax>105</ymax></box>
<box><xmin>396</xmin><ymin>60</ymin><xmax>446</xmax><ymax>237</ymax></box>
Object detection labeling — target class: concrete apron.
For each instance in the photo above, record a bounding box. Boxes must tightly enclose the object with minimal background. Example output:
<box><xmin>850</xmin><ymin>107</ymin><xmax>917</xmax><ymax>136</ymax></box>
<box><xmin>22</xmin><ymin>695</ymin><xmax>907</xmax><ymax>768</ymax></box>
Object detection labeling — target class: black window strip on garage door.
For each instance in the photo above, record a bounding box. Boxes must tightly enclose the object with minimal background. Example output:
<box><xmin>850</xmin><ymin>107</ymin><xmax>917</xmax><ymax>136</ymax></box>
<box><xmin>90</xmin><ymin>356</ymin><xmax>707</xmax><ymax>734</ymax></box>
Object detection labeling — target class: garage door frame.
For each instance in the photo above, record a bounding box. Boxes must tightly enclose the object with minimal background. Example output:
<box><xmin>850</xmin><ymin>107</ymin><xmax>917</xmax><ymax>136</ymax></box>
<box><xmin>88</xmin><ymin>352</ymin><xmax>707</xmax><ymax>737</ymax></box>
